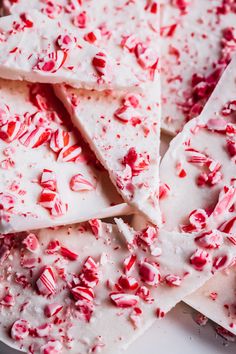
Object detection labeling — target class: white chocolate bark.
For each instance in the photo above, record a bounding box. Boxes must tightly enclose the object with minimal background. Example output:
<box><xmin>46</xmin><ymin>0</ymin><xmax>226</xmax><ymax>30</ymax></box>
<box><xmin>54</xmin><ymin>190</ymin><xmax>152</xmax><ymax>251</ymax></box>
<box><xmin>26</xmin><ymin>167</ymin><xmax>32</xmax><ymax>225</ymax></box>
<box><xmin>0</xmin><ymin>79</ymin><xmax>130</xmax><ymax>234</ymax></box>
<box><xmin>160</xmin><ymin>55</ymin><xmax>236</xmax><ymax>232</ymax></box>
<box><xmin>0</xmin><ymin>220</ymin><xmax>235</xmax><ymax>354</ymax></box>
<box><xmin>1</xmin><ymin>0</ymin><xmax>161</xmax><ymax>224</ymax></box>
<box><xmin>0</xmin><ymin>1</ymin><xmax>160</xmax><ymax>90</ymax></box>
<box><xmin>0</xmin><ymin>11</ymin><xmax>140</xmax><ymax>91</ymax></box>
<box><xmin>46</xmin><ymin>0</ymin><xmax>161</xmax><ymax>224</ymax></box>
<box><xmin>185</xmin><ymin>266</ymin><xmax>236</xmax><ymax>335</ymax></box>
<box><xmin>54</xmin><ymin>81</ymin><xmax>161</xmax><ymax>225</ymax></box>
<box><xmin>161</xmin><ymin>0</ymin><xmax>236</xmax><ymax>135</ymax></box>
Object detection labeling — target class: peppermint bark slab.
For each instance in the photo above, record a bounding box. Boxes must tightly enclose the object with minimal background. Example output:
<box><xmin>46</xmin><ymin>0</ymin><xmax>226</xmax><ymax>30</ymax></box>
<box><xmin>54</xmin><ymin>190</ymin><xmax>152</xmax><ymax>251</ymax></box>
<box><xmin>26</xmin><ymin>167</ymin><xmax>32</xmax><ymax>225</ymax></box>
<box><xmin>49</xmin><ymin>1</ymin><xmax>161</xmax><ymax>224</ymax></box>
<box><xmin>161</xmin><ymin>0</ymin><xmax>236</xmax><ymax>135</ymax></box>
<box><xmin>0</xmin><ymin>79</ymin><xmax>129</xmax><ymax>234</ymax></box>
<box><xmin>0</xmin><ymin>220</ymin><xmax>235</xmax><ymax>354</ymax></box>
<box><xmin>185</xmin><ymin>212</ymin><xmax>236</xmax><ymax>335</ymax></box>
<box><xmin>160</xmin><ymin>55</ymin><xmax>236</xmax><ymax>232</ymax></box>
<box><xmin>185</xmin><ymin>265</ymin><xmax>236</xmax><ymax>336</ymax></box>
<box><xmin>55</xmin><ymin>80</ymin><xmax>161</xmax><ymax>225</ymax></box>
<box><xmin>1</xmin><ymin>1</ymin><xmax>160</xmax><ymax>89</ymax></box>
<box><xmin>0</xmin><ymin>11</ymin><xmax>139</xmax><ymax>91</ymax></box>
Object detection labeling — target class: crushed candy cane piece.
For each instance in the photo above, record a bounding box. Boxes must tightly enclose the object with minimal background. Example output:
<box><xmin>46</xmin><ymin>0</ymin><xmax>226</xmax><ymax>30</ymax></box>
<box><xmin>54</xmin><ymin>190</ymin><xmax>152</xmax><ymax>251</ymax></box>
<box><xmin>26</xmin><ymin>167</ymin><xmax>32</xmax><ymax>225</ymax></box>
<box><xmin>190</xmin><ymin>249</ymin><xmax>210</xmax><ymax>271</ymax></box>
<box><xmin>44</xmin><ymin>303</ymin><xmax>63</xmax><ymax>318</ymax></box>
<box><xmin>195</xmin><ymin>230</ymin><xmax>223</xmax><ymax>249</ymax></box>
<box><xmin>22</xmin><ymin>233</ymin><xmax>39</xmax><ymax>253</ymax></box>
<box><xmin>92</xmin><ymin>52</ymin><xmax>112</xmax><ymax>78</ymax></box>
<box><xmin>110</xmin><ymin>293</ymin><xmax>139</xmax><ymax>308</ymax></box>
<box><xmin>57</xmin><ymin>34</ymin><xmax>76</xmax><ymax>52</ymax></box>
<box><xmin>11</xmin><ymin>319</ymin><xmax>30</xmax><ymax>341</ymax></box>
<box><xmin>50</xmin><ymin>129</ymin><xmax>70</xmax><ymax>153</ymax></box>
<box><xmin>123</xmin><ymin>254</ymin><xmax>137</xmax><ymax>275</ymax></box>
<box><xmin>70</xmin><ymin>174</ymin><xmax>95</xmax><ymax>192</ymax></box>
<box><xmin>165</xmin><ymin>274</ymin><xmax>182</xmax><ymax>287</ymax></box>
<box><xmin>40</xmin><ymin>169</ymin><xmax>57</xmax><ymax>191</ymax></box>
<box><xmin>36</xmin><ymin>266</ymin><xmax>56</xmax><ymax>296</ymax></box>
<box><xmin>41</xmin><ymin>340</ymin><xmax>62</xmax><ymax>354</ymax></box>
<box><xmin>60</xmin><ymin>246</ymin><xmax>78</xmax><ymax>261</ymax></box>
<box><xmin>71</xmin><ymin>286</ymin><xmax>94</xmax><ymax>302</ymax></box>
<box><xmin>88</xmin><ymin>219</ymin><xmax>102</xmax><ymax>238</ymax></box>
<box><xmin>139</xmin><ymin>260</ymin><xmax>160</xmax><ymax>286</ymax></box>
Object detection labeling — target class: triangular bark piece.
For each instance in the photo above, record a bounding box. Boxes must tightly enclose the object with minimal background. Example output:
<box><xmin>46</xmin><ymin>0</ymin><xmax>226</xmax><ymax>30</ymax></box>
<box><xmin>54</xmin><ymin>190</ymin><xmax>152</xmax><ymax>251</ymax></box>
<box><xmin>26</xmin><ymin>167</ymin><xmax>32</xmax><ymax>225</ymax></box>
<box><xmin>161</xmin><ymin>0</ymin><xmax>236</xmax><ymax>134</ymax></box>
<box><xmin>160</xmin><ymin>56</ymin><xmax>236</xmax><ymax>232</ymax></box>
<box><xmin>0</xmin><ymin>79</ymin><xmax>129</xmax><ymax>234</ymax></box>
<box><xmin>0</xmin><ymin>11</ymin><xmax>139</xmax><ymax>91</ymax></box>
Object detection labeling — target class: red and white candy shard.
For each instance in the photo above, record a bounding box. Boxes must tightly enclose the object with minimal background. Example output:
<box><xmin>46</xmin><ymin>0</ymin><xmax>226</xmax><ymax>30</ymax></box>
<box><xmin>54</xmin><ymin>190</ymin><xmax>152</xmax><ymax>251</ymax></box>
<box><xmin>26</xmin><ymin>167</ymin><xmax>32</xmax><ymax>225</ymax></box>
<box><xmin>0</xmin><ymin>220</ymin><xmax>235</xmax><ymax>354</ymax></box>
<box><xmin>160</xmin><ymin>55</ymin><xmax>236</xmax><ymax>232</ymax></box>
<box><xmin>0</xmin><ymin>10</ymin><xmax>140</xmax><ymax>91</ymax></box>
<box><xmin>161</xmin><ymin>0</ymin><xmax>236</xmax><ymax>135</ymax></box>
<box><xmin>185</xmin><ymin>265</ymin><xmax>236</xmax><ymax>335</ymax></box>
<box><xmin>0</xmin><ymin>80</ymin><xmax>129</xmax><ymax>234</ymax></box>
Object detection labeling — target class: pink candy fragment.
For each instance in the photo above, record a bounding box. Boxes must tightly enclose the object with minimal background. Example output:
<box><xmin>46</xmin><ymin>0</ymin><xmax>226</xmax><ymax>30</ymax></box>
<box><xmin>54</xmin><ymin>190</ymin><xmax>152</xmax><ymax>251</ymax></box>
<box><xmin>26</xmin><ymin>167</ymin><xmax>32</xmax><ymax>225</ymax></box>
<box><xmin>73</xmin><ymin>11</ymin><xmax>88</xmax><ymax>28</ymax></box>
<box><xmin>114</xmin><ymin>105</ymin><xmax>141</xmax><ymax>124</ymax></box>
<box><xmin>0</xmin><ymin>292</ymin><xmax>15</xmax><ymax>307</ymax></box>
<box><xmin>0</xmin><ymin>192</ymin><xmax>17</xmax><ymax>211</ymax></box>
<box><xmin>110</xmin><ymin>293</ymin><xmax>139</xmax><ymax>308</ymax></box>
<box><xmin>138</xmin><ymin>226</ymin><xmax>158</xmax><ymax>246</ymax></box>
<box><xmin>212</xmin><ymin>254</ymin><xmax>228</xmax><ymax>271</ymax></box>
<box><xmin>60</xmin><ymin>246</ymin><xmax>78</xmax><ymax>261</ymax></box>
<box><xmin>20</xmin><ymin>126</ymin><xmax>51</xmax><ymax>148</ymax></box>
<box><xmin>50</xmin><ymin>129</ymin><xmax>70</xmax><ymax>153</ymax></box>
<box><xmin>57</xmin><ymin>144</ymin><xmax>82</xmax><ymax>162</ymax></box>
<box><xmin>135</xmin><ymin>43</ymin><xmax>159</xmax><ymax>69</ymax></box>
<box><xmin>123</xmin><ymin>148</ymin><xmax>150</xmax><ymax>177</ymax></box>
<box><xmin>22</xmin><ymin>233</ymin><xmax>40</xmax><ymax>253</ymax></box>
<box><xmin>189</xmin><ymin>209</ymin><xmax>208</xmax><ymax>231</ymax></box>
<box><xmin>190</xmin><ymin>249</ymin><xmax>210</xmax><ymax>271</ymax></box>
<box><xmin>0</xmin><ymin>119</ymin><xmax>26</xmax><ymax>143</ymax></box>
<box><xmin>44</xmin><ymin>303</ymin><xmax>63</xmax><ymax>318</ymax></box>
<box><xmin>213</xmin><ymin>186</ymin><xmax>236</xmax><ymax>218</ymax></box>
<box><xmin>71</xmin><ymin>286</ymin><xmax>94</xmax><ymax>302</ymax></box>
<box><xmin>41</xmin><ymin>340</ymin><xmax>62</xmax><ymax>354</ymax></box>
<box><xmin>88</xmin><ymin>219</ymin><xmax>102</xmax><ymax>238</ymax></box>
<box><xmin>92</xmin><ymin>51</ymin><xmax>112</xmax><ymax>79</ymax></box>
<box><xmin>70</xmin><ymin>174</ymin><xmax>95</xmax><ymax>192</ymax></box>
<box><xmin>139</xmin><ymin>260</ymin><xmax>160</xmax><ymax>286</ymax></box>
<box><xmin>39</xmin><ymin>189</ymin><xmax>67</xmax><ymax>217</ymax></box>
<box><xmin>219</xmin><ymin>216</ymin><xmax>236</xmax><ymax>234</ymax></box>
<box><xmin>57</xmin><ymin>34</ymin><xmax>76</xmax><ymax>52</ymax></box>
<box><xmin>79</xmin><ymin>256</ymin><xmax>99</xmax><ymax>288</ymax></box>
<box><xmin>118</xmin><ymin>275</ymin><xmax>139</xmax><ymax>291</ymax></box>
<box><xmin>40</xmin><ymin>169</ymin><xmax>57</xmax><ymax>191</ymax></box>
<box><xmin>165</xmin><ymin>274</ymin><xmax>182</xmax><ymax>287</ymax></box>
<box><xmin>195</xmin><ymin>230</ymin><xmax>223</xmax><ymax>249</ymax></box>
<box><xmin>11</xmin><ymin>319</ymin><xmax>30</xmax><ymax>341</ymax></box>
<box><xmin>123</xmin><ymin>254</ymin><xmax>137</xmax><ymax>275</ymax></box>
<box><xmin>36</xmin><ymin>51</ymin><xmax>67</xmax><ymax>73</ymax></box>
<box><xmin>84</xmin><ymin>29</ymin><xmax>101</xmax><ymax>44</ymax></box>
<box><xmin>35</xmin><ymin>323</ymin><xmax>52</xmax><ymax>338</ymax></box>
